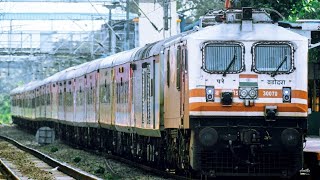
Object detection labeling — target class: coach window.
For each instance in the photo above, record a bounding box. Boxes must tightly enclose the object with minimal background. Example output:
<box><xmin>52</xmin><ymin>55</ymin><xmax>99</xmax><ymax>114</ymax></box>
<box><xmin>252</xmin><ymin>42</ymin><xmax>294</xmax><ymax>77</ymax></box>
<box><xmin>202</xmin><ymin>42</ymin><xmax>244</xmax><ymax>75</ymax></box>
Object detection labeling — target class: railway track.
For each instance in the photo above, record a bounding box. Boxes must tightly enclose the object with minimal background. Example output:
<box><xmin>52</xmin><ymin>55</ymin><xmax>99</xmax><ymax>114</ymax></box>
<box><xmin>0</xmin><ymin>135</ymin><xmax>102</xmax><ymax>180</ymax></box>
<box><xmin>0</xmin><ymin>132</ymin><xmax>190</xmax><ymax>180</ymax></box>
<box><xmin>0</xmin><ymin>158</ymin><xmax>19</xmax><ymax>180</ymax></box>
<box><xmin>93</xmin><ymin>149</ymin><xmax>190</xmax><ymax>180</ymax></box>
<box><xmin>106</xmin><ymin>156</ymin><xmax>190</xmax><ymax>180</ymax></box>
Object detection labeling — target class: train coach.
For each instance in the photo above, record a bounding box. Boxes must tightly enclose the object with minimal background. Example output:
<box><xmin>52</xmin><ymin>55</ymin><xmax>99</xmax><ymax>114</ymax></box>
<box><xmin>11</xmin><ymin>7</ymin><xmax>309</xmax><ymax>178</ymax></box>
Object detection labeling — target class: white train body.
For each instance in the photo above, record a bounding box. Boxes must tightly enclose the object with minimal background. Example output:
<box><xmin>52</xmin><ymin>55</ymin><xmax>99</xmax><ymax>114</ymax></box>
<box><xmin>187</xmin><ymin>23</ymin><xmax>308</xmax><ymax>117</ymax></box>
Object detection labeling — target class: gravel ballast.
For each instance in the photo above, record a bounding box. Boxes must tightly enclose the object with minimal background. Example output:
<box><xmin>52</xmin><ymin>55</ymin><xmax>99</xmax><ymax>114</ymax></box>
<box><xmin>0</xmin><ymin>124</ymin><xmax>166</xmax><ymax>180</ymax></box>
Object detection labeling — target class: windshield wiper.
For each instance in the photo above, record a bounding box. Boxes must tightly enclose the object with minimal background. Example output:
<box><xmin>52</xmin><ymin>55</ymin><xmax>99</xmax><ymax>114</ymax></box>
<box><xmin>271</xmin><ymin>55</ymin><xmax>287</xmax><ymax>77</ymax></box>
<box><xmin>223</xmin><ymin>53</ymin><xmax>236</xmax><ymax>77</ymax></box>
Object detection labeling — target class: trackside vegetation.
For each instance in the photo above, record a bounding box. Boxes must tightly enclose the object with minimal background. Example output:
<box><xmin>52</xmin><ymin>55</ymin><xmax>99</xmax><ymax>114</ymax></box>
<box><xmin>0</xmin><ymin>94</ymin><xmax>11</xmax><ymax>124</ymax></box>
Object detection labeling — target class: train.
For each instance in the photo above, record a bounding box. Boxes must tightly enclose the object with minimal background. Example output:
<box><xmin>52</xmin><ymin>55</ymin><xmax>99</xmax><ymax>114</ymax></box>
<box><xmin>10</xmin><ymin>7</ymin><xmax>308</xmax><ymax>178</ymax></box>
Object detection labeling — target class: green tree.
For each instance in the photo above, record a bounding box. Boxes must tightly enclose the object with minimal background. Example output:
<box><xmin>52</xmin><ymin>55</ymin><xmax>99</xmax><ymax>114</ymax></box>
<box><xmin>177</xmin><ymin>0</ymin><xmax>224</xmax><ymax>19</ymax></box>
<box><xmin>177</xmin><ymin>0</ymin><xmax>313</xmax><ymax>20</ymax></box>
<box><xmin>0</xmin><ymin>94</ymin><xmax>11</xmax><ymax>124</ymax></box>
<box><xmin>289</xmin><ymin>0</ymin><xmax>320</xmax><ymax>21</ymax></box>
<box><xmin>242</xmin><ymin>0</ymin><xmax>297</xmax><ymax>18</ymax></box>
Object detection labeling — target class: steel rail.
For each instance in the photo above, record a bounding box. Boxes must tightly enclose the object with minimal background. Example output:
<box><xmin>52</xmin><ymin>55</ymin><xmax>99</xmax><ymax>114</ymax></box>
<box><xmin>0</xmin><ymin>135</ymin><xmax>102</xmax><ymax>180</ymax></box>
<box><xmin>104</xmin><ymin>154</ymin><xmax>191</xmax><ymax>180</ymax></box>
<box><xmin>0</xmin><ymin>159</ymin><xmax>20</xmax><ymax>180</ymax></box>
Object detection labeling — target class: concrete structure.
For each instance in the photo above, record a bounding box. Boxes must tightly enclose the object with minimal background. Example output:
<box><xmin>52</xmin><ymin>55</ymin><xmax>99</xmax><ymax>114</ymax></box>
<box><xmin>138</xmin><ymin>0</ymin><xmax>179</xmax><ymax>46</ymax></box>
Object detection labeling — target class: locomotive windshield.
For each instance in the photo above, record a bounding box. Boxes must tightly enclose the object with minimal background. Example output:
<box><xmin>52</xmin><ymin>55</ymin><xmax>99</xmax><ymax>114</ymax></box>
<box><xmin>252</xmin><ymin>42</ymin><xmax>294</xmax><ymax>75</ymax></box>
<box><xmin>202</xmin><ymin>42</ymin><xmax>244</xmax><ymax>74</ymax></box>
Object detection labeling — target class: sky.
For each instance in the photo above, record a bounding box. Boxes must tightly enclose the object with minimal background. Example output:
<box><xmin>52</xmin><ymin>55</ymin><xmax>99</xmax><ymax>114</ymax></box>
<box><xmin>0</xmin><ymin>1</ymin><xmax>132</xmax><ymax>49</ymax></box>
<box><xmin>0</xmin><ymin>1</ymin><xmax>127</xmax><ymax>32</ymax></box>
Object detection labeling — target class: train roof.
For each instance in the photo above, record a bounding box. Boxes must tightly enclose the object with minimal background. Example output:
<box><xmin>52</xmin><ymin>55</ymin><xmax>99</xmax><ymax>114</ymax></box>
<box><xmin>184</xmin><ymin>23</ymin><xmax>308</xmax><ymax>42</ymax></box>
<box><xmin>86</xmin><ymin>58</ymin><xmax>103</xmax><ymax>74</ymax></box>
<box><xmin>133</xmin><ymin>32</ymin><xmax>193</xmax><ymax>60</ymax></box>
<box><xmin>10</xmin><ymin>85</ymin><xmax>25</xmax><ymax>95</ymax></box>
<box><xmin>10</xmin><ymin>8</ymin><xmax>310</xmax><ymax>95</ymax></box>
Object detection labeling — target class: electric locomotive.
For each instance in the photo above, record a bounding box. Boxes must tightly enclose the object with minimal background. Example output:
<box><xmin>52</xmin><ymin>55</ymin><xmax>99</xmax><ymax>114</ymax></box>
<box><xmin>11</xmin><ymin>7</ymin><xmax>308</xmax><ymax>178</ymax></box>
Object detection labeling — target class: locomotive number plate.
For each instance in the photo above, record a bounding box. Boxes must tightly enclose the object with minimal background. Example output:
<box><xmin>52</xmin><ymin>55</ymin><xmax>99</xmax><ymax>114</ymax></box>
<box><xmin>262</xmin><ymin>90</ymin><xmax>278</xmax><ymax>97</ymax></box>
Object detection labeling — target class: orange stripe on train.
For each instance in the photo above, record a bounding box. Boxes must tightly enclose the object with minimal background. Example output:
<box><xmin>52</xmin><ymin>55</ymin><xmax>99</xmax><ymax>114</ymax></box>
<box><xmin>189</xmin><ymin>102</ymin><xmax>308</xmax><ymax>112</ymax></box>
<box><xmin>189</xmin><ymin>88</ymin><xmax>307</xmax><ymax>99</ymax></box>
<box><xmin>239</xmin><ymin>74</ymin><xmax>258</xmax><ymax>78</ymax></box>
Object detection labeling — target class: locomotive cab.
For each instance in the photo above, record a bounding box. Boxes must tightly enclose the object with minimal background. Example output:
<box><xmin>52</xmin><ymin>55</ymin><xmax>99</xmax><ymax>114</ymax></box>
<box><xmin>186</xmin><ymin>8</ymin><xmax>308</xmax><ymax>177</ymax></box>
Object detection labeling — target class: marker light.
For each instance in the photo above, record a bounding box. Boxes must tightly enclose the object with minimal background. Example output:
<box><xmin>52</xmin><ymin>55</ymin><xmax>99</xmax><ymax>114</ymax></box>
<box><xmin>206</xmin><ymin>86</ymin><xmax>215</xmax><ymax>102</ymax></box>
<box><xmin>282</xmin><ymin>87</ymin><xmax>291</xmax><ymax>103</ymax></box>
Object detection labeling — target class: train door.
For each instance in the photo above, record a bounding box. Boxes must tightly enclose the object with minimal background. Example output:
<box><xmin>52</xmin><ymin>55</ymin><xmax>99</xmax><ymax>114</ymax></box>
<box><xmin>36</xmin><ymin>87</ymin><xmax>40</xmax><ymax>119</ymax></box>
<box><xmin>99</xmin><ymin>68</ymin><xmax>113</xmax><ymax>128</ymax></box>
<box><xmin>39</xmin><ymin>86</ymin><xmax>43</xmax><ymax>118</ymax></box>
<box><xmin>42</xmin><ymin>86</ymin><xmax>46</xmax><ymax>118</ymax></box>
<box><xmin>86</xmin><ymin>72</ymin><xmax>97</xmax><ymax>126</ymax></box>
<box><xmin>75</xmin><ymin>76</ymin><xmax>86</xmax><ymax>126</ymax></box>
<box><xmin>65</xmin><ymin>80</ymin><xmax>73</xmax><ymax>122</ymax></box>
<box><xmin>58</xmin><ymin>81</ymin><xmax>65</xmax><ymax>121</ymax></box>
<box><xmin>130</xmin><ymin>63</ymin><xmax>136</xmax><ymax>129</ymax></box>
<box><xmin>46</xmin><ymin>84</ymin><xmax>51</xmax><ymax>120</ymax></box>
<box><xmin>51</xmin><ymin>82</ymin><xmax>58</xmax><ymax>120</ymax></box>
<box><xmin>114</xmin><ymin>64</ymin><xmax>133</xmax><ymax>133</ymax></box>
<box><xmin>95</xmin><ymin>70</ymin><xmax>100</xmax><ymax>126</ymax></box>
<box><xmin>41</xmin><ymin>86</ymin><xmax>45</xmax><ymax>119</ymax></box>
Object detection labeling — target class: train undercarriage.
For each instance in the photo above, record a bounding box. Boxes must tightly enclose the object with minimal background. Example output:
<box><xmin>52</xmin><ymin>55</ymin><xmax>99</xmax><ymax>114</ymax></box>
<box><xmin>12</xmin><ymin>116</ymin><xmax>306</xmax><ymax>178</ymax></box>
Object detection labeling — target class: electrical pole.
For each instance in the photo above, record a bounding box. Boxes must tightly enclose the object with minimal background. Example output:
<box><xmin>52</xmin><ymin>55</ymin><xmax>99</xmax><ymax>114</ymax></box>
<box><xmin>108</xmin><ymin>7</ymin><xmax>112</xmax><ymax>54</ymax></box>
<box><xmin>104</xmin><ymin>1</ymin><xmax>121</xmax><ymax>54</ymax></box>
<box><xmin>125</xmin><ymin>0</ymin><xmax>130</xmax><ymax>50</ymax></box>
<box><xmin>163</xmin><ymin>0</ymin><xmax>171</xmax><ymax>38</ymax></box>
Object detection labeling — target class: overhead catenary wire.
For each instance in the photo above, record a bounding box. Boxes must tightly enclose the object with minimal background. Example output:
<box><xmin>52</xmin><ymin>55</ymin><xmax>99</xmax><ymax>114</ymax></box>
<box><xmin>67</xmin><ymin>17</ymin><xmax>108</xmax><ymax>51</ymax></box>
<box><xmin>87</xmin><ymin>0</ymin><xmax>122</xmax><ymax>40</ymax></box>
<box><xmin>131</xmin><ymin>0</ymin><xmax>163</xmax><ymax>33</ymax></box>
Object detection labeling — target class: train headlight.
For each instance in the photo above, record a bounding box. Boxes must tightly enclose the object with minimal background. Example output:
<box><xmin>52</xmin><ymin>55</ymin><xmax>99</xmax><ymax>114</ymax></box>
<box><xmin>282</xmin><ymin>87</ymin><xmax>291</xmax><ymax>103</ymax></box>
<box><xmin>206</xmin><ymin>86</ymin><xmax>215</xmax><ymax>102</ymax></box>
<box><xmin>249</xmin><ymin>88</ymin><xmax>257</xmax><ymax>98</ymax></box>
<box><xmin>199</xmin><ymin>127</ymin><xmax>218</xmax><ymax>147</ymax></box>
<box><xmin>281</xmin><ymin>128</ymin><xmax>300</xmax><ymax>148</ymax></box>
<box><xmin>239</xmin><ymin>87</ymin><xmax>258</xmax><ymax>99</ymax></box>
<box><xmin>239</xmin><ymin>88</ymin><xmax>248</xmax><ymax>98</ymax></box>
